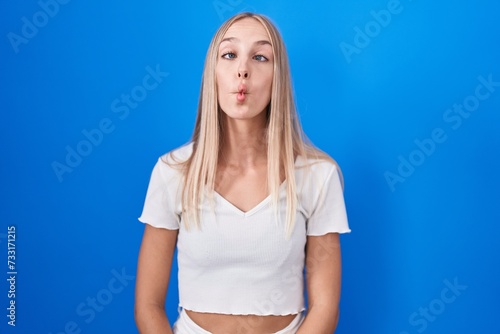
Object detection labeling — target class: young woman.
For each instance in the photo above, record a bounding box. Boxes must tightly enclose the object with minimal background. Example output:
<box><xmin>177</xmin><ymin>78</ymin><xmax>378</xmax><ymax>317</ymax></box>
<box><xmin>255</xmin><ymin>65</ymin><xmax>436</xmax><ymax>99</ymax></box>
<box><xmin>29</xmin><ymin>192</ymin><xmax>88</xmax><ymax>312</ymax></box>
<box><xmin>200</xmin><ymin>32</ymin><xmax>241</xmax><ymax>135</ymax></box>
<box><xmin>135</xmin><ymin>12</ymin><xmax>350</xmax><ymax>334</ymax></box>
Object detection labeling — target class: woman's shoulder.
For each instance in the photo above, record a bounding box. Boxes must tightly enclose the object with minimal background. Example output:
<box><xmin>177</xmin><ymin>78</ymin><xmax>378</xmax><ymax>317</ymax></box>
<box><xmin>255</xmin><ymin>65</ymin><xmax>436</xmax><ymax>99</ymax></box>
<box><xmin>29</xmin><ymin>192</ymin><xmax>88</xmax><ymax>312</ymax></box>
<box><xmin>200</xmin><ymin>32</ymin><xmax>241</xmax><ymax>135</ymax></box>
<box><xmin>295</xmin><ymin>150</ymin><xmax>343</xmax><ymax>187</ymax></box>
<box><xmin>152</xmin><ymin>142</ymin><xmax>193</xmax><ymax>180</ymax></box>
<box><xmin>160</xmin><ymin>141</ymin><xmax>194</xmax><ymax>164</ymax></box>
<box><xmin>296</xmin><ymin>149</ymin><xmax>339</xmax><ymax>172</ymax></box>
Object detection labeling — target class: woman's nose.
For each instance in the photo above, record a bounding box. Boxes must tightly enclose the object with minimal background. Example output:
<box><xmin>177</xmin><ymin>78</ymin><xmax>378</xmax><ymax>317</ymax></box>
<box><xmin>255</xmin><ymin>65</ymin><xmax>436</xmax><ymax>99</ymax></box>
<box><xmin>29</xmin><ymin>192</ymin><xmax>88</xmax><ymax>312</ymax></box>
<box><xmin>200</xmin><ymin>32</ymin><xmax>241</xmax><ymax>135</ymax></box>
<box><xmin>238</xmin><ymin>70</ymin><xmax>249</xmax><ymax>79</ymax></box>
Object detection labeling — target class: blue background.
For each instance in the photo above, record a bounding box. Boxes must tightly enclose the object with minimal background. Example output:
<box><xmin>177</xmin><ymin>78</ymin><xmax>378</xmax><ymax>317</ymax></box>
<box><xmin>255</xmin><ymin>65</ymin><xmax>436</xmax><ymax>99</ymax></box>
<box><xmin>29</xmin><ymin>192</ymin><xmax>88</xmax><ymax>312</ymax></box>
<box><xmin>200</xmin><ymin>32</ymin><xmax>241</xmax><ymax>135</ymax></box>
<box><xmin>1</xmin><ymin>0</ymin><xmax>499</xmax><ymax>333</ymax></box>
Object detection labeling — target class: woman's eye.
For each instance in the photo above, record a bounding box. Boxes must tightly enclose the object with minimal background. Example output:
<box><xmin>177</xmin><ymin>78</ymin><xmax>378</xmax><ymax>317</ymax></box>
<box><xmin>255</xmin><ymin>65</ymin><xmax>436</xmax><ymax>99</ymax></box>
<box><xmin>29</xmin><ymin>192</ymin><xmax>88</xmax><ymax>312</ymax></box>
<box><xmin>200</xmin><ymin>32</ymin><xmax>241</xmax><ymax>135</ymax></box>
<box><xmin>254</xmin><ymin>55</ymin><xmax>268</xmax><ymax>62</ymax></box>
<box><xmin>222</xmin><ymin>52</ymin><xmax>236</xmax><ymax>59</ymax></box>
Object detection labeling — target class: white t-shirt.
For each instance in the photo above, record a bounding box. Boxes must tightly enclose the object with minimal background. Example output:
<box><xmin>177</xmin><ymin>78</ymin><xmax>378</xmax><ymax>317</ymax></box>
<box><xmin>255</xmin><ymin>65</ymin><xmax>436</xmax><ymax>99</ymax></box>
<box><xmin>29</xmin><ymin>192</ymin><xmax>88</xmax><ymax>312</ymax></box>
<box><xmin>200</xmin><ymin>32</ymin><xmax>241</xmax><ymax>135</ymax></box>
<box><xmin>138</xmin><ymin>143</ymin><xmax>350</xmax><ymax>315</ymax></box>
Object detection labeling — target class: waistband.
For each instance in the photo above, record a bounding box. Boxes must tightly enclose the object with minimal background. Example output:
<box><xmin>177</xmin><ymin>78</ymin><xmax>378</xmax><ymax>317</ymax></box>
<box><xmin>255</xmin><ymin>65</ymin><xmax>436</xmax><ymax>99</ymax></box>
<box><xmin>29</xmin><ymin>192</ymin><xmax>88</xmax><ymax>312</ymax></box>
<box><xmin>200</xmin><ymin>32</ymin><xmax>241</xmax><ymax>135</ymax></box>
<box><xmin>173</xmin><ymin>309</ymin><xmax>305</xmax><ymax>334</ymax></box>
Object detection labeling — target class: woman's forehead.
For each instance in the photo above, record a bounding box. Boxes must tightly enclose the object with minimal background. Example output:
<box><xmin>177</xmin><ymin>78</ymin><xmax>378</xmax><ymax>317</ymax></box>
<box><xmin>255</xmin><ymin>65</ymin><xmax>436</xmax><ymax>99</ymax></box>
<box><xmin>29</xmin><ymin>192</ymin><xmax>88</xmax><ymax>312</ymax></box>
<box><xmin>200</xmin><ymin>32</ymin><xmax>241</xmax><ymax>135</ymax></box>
<box><xmin>222</xmin><ymin>17</ymin><xmax>270</xmax><ymax>41</ymax></box>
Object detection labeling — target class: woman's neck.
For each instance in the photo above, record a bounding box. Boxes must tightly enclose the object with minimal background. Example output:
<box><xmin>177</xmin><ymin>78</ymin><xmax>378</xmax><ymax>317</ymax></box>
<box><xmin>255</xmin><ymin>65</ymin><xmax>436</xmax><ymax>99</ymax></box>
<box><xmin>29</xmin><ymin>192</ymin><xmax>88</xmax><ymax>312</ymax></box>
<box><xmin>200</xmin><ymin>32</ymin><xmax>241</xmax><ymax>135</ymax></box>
<box><xmin>219</xmin><ymin>115</ymin><xmax>267</xmax><ymax>168</ymax></box>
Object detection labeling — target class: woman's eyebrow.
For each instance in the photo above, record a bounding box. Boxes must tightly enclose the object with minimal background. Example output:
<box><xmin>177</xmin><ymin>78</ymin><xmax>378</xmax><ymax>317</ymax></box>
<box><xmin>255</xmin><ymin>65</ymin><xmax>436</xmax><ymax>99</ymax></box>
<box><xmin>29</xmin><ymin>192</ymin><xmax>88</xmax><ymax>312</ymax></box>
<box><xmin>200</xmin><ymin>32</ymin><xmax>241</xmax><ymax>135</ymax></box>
<box><xmin>255</xmin><ymin>40</ymin><xmax>272</xmax><ymax>46</ymax></box>
<box><xmin>220</xmin><ymin>37</ymin><xmax>272</xmax><ymax>46</ymax></box>
<box><xmin>220</xmin><ymin>37</ymin><xmax>237</xmax><ymax>44</ymax></box>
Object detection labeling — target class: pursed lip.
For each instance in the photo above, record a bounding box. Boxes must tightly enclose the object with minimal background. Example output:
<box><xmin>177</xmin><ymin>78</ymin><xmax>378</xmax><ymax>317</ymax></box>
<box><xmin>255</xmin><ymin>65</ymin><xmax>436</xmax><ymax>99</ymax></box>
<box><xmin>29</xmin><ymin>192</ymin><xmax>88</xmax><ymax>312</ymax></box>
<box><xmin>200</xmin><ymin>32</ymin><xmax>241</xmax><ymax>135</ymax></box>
<box><xmin>233</xmin><ymin>83</ymin><xmax>249</xmax><ymax>102</ymax></box>
<box><xmin>236</xmin><ymin>83</ymin><xmax>248</xmax><ymax>94</ymax></box>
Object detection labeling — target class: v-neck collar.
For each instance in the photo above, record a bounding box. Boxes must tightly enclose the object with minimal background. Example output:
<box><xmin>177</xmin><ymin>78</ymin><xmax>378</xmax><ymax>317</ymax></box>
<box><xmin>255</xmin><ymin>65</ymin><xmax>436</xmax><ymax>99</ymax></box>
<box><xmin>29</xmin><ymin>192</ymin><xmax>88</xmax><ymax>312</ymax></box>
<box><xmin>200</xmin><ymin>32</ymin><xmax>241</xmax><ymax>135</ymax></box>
<box><xmin>213</xmin><ymin>180</ymin><xmax>287</xmax><ymax>218</ymax></box>
<box><xmin>211</xmin><ymin>155</ymin><xmax>304</xmax><ymax>218</ymax></box>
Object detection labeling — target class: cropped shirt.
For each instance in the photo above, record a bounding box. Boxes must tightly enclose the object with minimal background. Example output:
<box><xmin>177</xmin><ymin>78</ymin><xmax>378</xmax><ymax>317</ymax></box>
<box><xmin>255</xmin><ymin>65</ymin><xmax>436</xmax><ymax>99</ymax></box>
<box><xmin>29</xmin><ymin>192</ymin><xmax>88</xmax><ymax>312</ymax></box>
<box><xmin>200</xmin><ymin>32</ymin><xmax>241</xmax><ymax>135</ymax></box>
<box><xmin>138</xmin><ymin>143</ymin><xmax>350</xmax><ymax>315</ymax></box>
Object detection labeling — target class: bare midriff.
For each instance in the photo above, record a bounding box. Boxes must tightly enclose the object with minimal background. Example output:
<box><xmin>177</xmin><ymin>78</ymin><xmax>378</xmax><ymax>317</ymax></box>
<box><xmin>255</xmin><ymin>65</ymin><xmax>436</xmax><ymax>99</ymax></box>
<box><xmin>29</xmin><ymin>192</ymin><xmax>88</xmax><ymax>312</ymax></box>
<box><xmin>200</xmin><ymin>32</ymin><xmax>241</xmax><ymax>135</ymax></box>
<box><xmin>185</xmin><ymin>310</ymin><xmax>297</xmax><ymax>333</ymax></box>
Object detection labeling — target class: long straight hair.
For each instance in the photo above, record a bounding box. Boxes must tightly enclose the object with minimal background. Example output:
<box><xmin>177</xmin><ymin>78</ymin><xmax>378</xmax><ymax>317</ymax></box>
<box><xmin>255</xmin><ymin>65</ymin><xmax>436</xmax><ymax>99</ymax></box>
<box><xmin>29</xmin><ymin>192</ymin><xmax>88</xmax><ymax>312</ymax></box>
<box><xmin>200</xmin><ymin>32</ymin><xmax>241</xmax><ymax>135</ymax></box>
<box><xmin>172</xmin><ymin>13</ymin><xmax>335</xmax><ymax>235</ymax></box>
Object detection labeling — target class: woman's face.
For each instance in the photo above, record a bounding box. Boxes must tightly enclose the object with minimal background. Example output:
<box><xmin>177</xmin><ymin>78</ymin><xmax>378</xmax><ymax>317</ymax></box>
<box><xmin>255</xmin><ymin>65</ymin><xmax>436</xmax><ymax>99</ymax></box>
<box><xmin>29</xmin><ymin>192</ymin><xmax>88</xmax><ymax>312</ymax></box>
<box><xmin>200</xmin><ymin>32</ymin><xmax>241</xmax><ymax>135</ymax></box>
<box><xmin>216</xmin><ymin>18</ymin><xmax>274</xmax><ymax>121</ymax></box>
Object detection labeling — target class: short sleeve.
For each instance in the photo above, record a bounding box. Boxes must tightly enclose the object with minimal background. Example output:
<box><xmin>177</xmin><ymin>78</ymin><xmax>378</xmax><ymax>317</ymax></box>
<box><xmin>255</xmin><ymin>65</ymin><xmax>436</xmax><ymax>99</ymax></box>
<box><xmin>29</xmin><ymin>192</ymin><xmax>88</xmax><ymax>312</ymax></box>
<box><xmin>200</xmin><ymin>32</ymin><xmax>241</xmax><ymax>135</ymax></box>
<box><xmin>306</xmin><ymin>164</ymin><xmax>350</xmax><ymax>236</ymax></box>
<box><xmin>138</xmin><ymin>159</ymin><xmax>181</xmax><ymax>230</ymax></box>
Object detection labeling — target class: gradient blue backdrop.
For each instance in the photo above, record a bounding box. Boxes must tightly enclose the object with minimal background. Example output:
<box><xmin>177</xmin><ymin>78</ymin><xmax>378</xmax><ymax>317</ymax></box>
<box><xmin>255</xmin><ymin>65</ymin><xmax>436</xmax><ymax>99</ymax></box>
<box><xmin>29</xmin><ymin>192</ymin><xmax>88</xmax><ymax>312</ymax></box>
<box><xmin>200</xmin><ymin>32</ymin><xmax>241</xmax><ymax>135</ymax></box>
<box><xmin>1</xmin><ymin>1</ymin><xmax>499</xmax><ymax>333</ymax></box>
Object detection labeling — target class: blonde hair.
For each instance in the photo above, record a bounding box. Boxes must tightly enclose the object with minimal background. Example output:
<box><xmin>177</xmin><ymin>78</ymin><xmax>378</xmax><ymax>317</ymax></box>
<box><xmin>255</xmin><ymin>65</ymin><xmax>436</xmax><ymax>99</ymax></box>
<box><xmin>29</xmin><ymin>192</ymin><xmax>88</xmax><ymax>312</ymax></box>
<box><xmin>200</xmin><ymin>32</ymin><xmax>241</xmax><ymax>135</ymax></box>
<box><xmin>172</xmin><ymin>12</ymin><xmax>336</xmax><ymax>235</ymax></box>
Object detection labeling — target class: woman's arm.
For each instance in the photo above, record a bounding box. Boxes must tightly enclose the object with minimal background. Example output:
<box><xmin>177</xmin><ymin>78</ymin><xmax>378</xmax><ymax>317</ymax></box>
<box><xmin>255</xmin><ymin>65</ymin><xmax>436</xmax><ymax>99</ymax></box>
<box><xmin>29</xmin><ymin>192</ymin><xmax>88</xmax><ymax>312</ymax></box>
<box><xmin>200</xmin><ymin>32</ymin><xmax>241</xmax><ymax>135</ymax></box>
<box><xmin>135</xmin><ymin>224</ymin><xmax>178</xmax><ymax>334</ymax></box>
<box><xmin>297</xmin><ymin>232</ymin><xmax>342</xmax><ymax>334</ymax></box>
